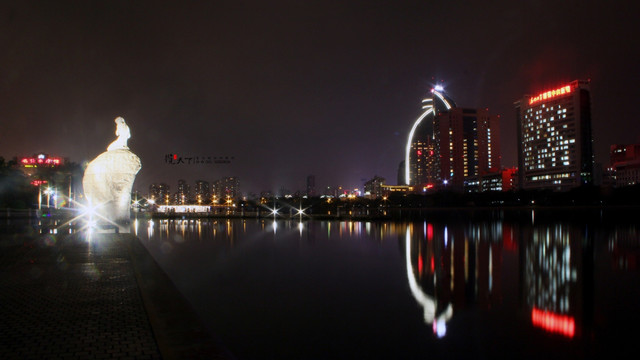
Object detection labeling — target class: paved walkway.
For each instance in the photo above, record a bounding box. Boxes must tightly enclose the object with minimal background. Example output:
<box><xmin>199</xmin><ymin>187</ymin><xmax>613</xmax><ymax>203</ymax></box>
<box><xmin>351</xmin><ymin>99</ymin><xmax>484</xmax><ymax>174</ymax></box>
<box><xmin>0</xmin><ymin>228</ymin><xmax>232</xmax><ymax>359</ymax></box>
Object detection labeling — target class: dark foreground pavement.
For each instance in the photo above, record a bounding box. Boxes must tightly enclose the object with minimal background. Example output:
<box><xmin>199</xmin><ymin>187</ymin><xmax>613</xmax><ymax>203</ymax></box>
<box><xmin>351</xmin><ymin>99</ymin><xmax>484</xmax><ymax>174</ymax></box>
<box><xmin>0</xmin><ymin>230</ymin><xmax>233</xmax><ymax>359</ymax></box>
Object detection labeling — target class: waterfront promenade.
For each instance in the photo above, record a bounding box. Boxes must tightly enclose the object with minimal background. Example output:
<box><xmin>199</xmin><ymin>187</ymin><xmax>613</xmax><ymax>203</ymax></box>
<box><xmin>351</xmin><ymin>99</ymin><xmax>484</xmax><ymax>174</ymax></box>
<box><xmin>0</xmin><ymin>228</ymin><xmax>232</xmax><ymax>359</ymax></box>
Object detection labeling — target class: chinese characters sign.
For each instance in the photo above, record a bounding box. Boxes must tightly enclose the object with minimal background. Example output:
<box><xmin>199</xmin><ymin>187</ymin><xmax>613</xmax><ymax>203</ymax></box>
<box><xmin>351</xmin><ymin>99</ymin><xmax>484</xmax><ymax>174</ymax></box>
<box><xmin>528</xmin><ymin>85</ymin><xmax>573</xmax><ymax>105</ymax></box>
<box><xmin>164</xmin><ymin>153</ymin><xmax>233</xmax><ymax>165</ymax></box>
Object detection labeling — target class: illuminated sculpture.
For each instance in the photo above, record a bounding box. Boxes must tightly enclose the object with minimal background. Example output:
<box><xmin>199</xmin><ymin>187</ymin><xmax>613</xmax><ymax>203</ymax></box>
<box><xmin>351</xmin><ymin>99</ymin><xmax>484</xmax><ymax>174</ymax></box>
<box><xmin>107</xmin><ymin>117</ymin><xmax>131</xmax><ymax>151</ymax></box>
<box><xmin>83</xmin><ymin>117</ymin><xmax>141</xmax><ymax>229</ymax></box>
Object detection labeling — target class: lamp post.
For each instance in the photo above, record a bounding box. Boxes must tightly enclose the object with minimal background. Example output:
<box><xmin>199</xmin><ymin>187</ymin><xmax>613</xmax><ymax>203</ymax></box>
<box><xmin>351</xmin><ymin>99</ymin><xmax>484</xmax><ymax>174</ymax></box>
<box><xmin>68</xmin><ymin>174</ymin><xmax>73</xmax><ymax>207</ymax></box>
<box><xmin>45</xmin><ymin>187</ymin><xmax>52</xmax><ymax>209</ymax></box>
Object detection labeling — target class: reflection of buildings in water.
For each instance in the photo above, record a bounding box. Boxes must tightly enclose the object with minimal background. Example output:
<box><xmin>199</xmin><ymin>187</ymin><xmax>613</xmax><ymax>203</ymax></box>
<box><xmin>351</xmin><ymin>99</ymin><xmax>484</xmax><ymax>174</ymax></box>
<box><xmin>608</xmin><ymin>227</ymin><xmax>640</xmax><ymax>271</ymax></box>
<box><xmin>319</xmin><ymin>221</ymin><xmax>407</xmax><ymax>242</ymax></box>
<box><xmin>522</xmin><ymin>224</ymin><xmax>592</xmax><ymax>338</ymax></box>
<box><xmin>140</xmin><ymin>218</ymin><xmax>241</xmax><ymax>246</ymax></box>
<box><xmin>404</xmin><ymin>221</ymin><xmax>505</xmax><ymax>338</ymax></box>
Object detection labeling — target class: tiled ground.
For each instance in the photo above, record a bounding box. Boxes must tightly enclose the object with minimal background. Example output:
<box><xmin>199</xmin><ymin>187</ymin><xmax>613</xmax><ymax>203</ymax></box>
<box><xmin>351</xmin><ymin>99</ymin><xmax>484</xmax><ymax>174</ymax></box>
<box><xmin>0</xmin><ymin>229</ymin><xmax>231</xmax><ymax>359</ymax></box>
<box><xmin>0</xmin><ymin>232</ymin><xmax>161</xmax><ymax>359</ymax></box>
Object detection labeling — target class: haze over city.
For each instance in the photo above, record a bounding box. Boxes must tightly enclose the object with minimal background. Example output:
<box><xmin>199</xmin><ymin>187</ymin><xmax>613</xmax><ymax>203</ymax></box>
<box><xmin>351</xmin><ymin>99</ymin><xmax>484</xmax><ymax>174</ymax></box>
<box><xmin>1</xmin><ymin>0</ymin><xmax>638</xmax><ymax>194</ymax></box>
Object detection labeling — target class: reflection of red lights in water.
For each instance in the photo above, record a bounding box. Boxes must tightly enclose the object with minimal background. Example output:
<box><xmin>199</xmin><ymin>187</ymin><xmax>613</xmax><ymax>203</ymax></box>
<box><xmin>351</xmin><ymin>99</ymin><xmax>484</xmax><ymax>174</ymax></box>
<box><xmin>418</xmin><ymin>255</ymin><xmax>423</xmax><ymax>273</ymax></box>
<box><xmin>531</xmin><ymin>307</ymin><xmax>575</xmax><ymax>338</ymax></box>
<box><xmin>502</xmin><ymin>223</ymin><xmax>517</xmax><ymax>251</ymax></box>
<box><xmin>427</xmin><ymin>223</ymin><xmax>433</xmax><ymax>241</ymax></box>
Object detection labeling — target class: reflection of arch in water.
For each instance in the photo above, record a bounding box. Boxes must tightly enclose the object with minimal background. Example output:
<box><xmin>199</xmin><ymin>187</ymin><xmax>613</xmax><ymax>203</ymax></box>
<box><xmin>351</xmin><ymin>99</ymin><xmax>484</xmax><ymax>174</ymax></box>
<box><xmin>405</xmin><ymin>227</ymin><xmax>452</xmax><ymax>337</ymax></box>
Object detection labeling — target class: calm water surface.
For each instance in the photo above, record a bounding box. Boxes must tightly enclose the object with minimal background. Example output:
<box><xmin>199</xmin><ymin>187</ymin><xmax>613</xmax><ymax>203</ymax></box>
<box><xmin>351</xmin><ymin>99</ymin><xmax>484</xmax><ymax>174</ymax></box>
<box><xmin>127</xmin><ymin>209</ymin><xmax>640</xmax><ymax>359</ymax></box>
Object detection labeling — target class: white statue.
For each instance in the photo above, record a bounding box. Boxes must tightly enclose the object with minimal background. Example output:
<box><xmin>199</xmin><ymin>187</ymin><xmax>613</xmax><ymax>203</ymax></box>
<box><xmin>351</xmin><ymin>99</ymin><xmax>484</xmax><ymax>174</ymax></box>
<box><xmin>83</xmin><ymin>116</ymin><xmax>141</xmax><ymax>230</ymax></box>
<box><xmin>107</xmin><ymin>117</ymin><xmax>131</xmax><ymax>151</ymax></box>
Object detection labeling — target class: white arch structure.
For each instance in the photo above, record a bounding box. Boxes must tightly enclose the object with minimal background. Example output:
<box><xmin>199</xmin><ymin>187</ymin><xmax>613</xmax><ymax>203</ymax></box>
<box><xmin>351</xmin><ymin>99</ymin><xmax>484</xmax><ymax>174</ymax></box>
<box><xmin>404</xmin><ymin>90</ymin><xmax>452</xmax><ymax>185</ymax></box>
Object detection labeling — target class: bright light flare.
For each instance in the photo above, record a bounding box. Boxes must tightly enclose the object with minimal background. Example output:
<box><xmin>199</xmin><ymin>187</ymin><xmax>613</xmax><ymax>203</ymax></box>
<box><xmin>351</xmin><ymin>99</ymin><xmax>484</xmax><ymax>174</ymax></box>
<box><xmin>54</xmin><ymin>197</ymin><xmax>120</xmax><ymax>237</ymax></box>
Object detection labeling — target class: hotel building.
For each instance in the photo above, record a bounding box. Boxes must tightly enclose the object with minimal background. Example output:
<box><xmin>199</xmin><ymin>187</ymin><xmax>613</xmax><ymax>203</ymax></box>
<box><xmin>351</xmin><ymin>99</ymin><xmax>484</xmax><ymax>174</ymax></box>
<box><xmin>515</xmin><ymin>80</ymin><xmax>594</xmax><ymax>190</ymax></box>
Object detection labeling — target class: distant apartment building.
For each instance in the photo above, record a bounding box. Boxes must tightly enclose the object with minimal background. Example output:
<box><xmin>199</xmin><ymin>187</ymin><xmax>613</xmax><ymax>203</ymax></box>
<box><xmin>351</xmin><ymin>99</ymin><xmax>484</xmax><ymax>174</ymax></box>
<box><xmin>610</xmin><ymin>144</ymin><xmax>640</xmax><ymax>186</ymax></box>
<box><xmin>194</xmin><ymin>180</ymin><xmax>210</xmax><ymax>204</ymax></box>
<box><xmin>149</xmin><ymin>183</ymin><xmax>170</xmax><ymax>204</ymax></box>
<box><xmin>364</xmin><ymin>175</ymin><xmax>386</xmax><ymax>199</ymax></box>
<box><xmin>174</xmin><ymin>179</ymin><xmax>190</xmax><ymax>204</ymax></box>
<box><xmin>515</xmin><ymin>80</ymin><xmax>594</xmax><ymax>190</ymax></box>
<box><xmin>212</xmin><ymin>176</ymin><xmax>240</xmax><ymax>202</ymax></box>
<box><xmin>306</xmin><ymin>175</ymin><xmax>316</xmax><ymax>197</ymax></box>
<box><xmin>434</xmin><ymin>107</ymin><xmax>501</xmax><ymax>191</ymax></box>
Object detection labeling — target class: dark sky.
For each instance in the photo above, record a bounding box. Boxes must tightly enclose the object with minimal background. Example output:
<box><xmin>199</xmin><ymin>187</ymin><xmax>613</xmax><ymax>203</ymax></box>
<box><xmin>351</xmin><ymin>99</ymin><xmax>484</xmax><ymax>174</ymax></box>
<box><xmin>2</xmin><ymin>0</ymin><xmax>639</xmax><ymax>195</ymax></box>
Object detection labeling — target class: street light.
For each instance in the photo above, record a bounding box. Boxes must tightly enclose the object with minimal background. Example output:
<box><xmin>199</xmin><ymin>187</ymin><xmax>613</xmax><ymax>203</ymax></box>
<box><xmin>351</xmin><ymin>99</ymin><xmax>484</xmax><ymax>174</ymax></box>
<box><xmin>43</xmin><ymin>187</ymin><xmax>54</xmax><ymax>209</ymax></box>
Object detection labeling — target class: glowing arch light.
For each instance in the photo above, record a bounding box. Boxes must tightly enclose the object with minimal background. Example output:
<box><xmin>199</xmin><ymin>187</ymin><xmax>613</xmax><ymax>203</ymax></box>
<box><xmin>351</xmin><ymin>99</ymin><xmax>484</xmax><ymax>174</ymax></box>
<box><xmin>404</xmin><ymin>89</ymin><xmax>453</xmax><ymax>185</ymax></box>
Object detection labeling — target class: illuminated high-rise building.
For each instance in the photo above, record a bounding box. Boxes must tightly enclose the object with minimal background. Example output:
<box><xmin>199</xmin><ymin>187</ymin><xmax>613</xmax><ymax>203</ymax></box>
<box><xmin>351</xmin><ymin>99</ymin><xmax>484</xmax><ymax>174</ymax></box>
<box><xmin>175</xmin><ymin>179</ymin><xmax>190</xmax><ymax>204</ymax></box>
<box><xmin>149</xmin><ymin>183</ymin><xmax>170</xmax><ymax>204</ymax></box>
<box><xmin>405</xmin><ymin>87</ymin><xmax>456</xmax><ymax>187</ymax></box>
<box><xmin>212</xmin><ymin>176</ymin><xmax>240</xmax><ymax>201</ymax></box>
<box><xmin>515</xmin><ymin>80</ymin><xmax>594</xmax><ymax>190</ymax></box>
<box><xmin>194</xmin><ymin>180</ymin><xmax>210</xmax><ymax>204</ymax></box>
<box><xmin>434</xmin><ymin>108</ymin><xmax>501</xmax><ymax>190</ymax></box>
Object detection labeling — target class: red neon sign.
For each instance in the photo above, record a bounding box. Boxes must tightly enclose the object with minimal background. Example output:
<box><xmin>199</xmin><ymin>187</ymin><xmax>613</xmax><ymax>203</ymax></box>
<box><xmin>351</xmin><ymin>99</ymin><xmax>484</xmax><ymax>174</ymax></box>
<box><xmin>531</xmin><ymin>307</ymin><xmax>575</xmax><ymax>338</ymax></box>
<box><xmin>20</xmin><ymin>157</ymin><xmax>62</xmax><ymax>166</ymax></box>
<box><xmin>529</xmin><ymin>85</ymin><xmax>572</xmax><ymax>105</ymax></box>
<box><xmin>30</xmin><ymin>180</ymin><xmax>48</xmax><ymax>186</ymax></box>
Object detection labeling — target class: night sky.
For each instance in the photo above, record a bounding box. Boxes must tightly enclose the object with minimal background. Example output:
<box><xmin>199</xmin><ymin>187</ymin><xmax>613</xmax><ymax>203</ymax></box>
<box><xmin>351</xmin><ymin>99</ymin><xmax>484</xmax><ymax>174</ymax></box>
<box><xmin>2</xmin><ymin>1</ymin><xmax>639</xmax><ymax>195</ymax></box>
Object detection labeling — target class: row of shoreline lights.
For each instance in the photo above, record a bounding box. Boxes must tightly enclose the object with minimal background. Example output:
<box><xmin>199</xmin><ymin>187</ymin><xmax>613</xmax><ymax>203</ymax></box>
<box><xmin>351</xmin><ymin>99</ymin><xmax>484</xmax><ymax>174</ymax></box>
<box><xmin>146</xmin><ymin>194</ymin><xmax>235</xmax><ymax>206</ymax></box>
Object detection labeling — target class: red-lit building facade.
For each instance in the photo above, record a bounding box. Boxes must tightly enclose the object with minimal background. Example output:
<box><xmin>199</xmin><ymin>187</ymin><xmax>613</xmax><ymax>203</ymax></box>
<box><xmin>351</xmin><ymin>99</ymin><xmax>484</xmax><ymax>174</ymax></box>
<box><xmin>610</xmin><ymin>144</ymin><xmax>640</xmax><ymax>187</ymax></box>
<box><xmin>464</xmin><ymin>167</ymin><xmax>518</xmax><ymax>192</ymax></box>
<box><xmin>515</xmin><ymin>80</ymin><xmax>594</xmax><ymax>190</ymax></box>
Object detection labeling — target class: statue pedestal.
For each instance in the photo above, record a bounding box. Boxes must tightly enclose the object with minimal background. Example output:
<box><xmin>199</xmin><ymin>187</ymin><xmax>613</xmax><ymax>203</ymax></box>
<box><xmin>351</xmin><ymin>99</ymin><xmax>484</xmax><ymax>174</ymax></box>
<box><xmin>83</xmin><ymin>149</ymin><xmax>141</xmax><ymax>231</ymax></box>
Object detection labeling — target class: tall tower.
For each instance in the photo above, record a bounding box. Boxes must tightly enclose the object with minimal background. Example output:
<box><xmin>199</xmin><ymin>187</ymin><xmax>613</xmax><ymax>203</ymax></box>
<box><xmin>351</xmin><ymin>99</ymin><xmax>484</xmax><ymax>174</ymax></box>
<box><xmin>434</xmin><ymin>108</ymin><xmax>501</xmax><ymax>190</ymax></box>
<box><xmin>306</xmin><ymin>175</ymin><xmax>316</xmax><ymax>197</ymax></box>
<box><xmin>515</xmin><ymin>80</ymin><xmax>594</xmax><ymax>190</ymax></box>
<box><xmin>405</xmin><ymin>87</ymin><xmax>456</xmax><ymax>186</ymax></box>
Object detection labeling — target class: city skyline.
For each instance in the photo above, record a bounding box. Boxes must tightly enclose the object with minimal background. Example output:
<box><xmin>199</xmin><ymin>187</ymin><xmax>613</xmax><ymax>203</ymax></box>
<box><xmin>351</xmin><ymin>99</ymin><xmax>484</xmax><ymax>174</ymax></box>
<box><xmin>1</xmin><ymin>1</ymin><xmax>638</xmax><ymax>194</ymax></box>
